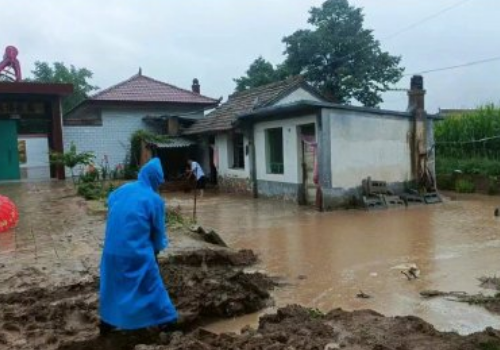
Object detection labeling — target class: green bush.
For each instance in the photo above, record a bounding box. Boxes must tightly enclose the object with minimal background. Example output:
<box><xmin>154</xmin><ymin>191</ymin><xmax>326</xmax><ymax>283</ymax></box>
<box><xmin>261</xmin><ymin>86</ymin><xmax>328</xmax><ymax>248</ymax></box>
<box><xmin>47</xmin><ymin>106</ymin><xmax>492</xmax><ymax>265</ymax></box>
<box><xmin>455</xmin><ymin>179</ymin><xmax>475</xmax><ymax>193</ymax></box>
<box><xmin>489</xmin><ymin>176</ymin><xmax>499</xmax><ymax>195</ymax></box>
<box><xmin>436</xmin><ymin>174</ymin><xmax>454</xmax><ymax>190</ymax></box>
<box><xmin>436</xmin><ymin>157</ymin><xmax>500</xmax><ymax>177</ymax></box>
<box><xmin>77</xmin><ymin>182</ymin><xmax>102</xmax><ymax>200</ymax></box>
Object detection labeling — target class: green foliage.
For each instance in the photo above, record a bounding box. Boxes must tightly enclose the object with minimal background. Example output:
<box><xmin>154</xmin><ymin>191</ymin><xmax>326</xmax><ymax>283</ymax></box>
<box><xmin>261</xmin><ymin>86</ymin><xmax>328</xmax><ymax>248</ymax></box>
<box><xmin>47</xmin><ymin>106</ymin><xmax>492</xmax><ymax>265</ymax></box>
<box><xmin>28</xmin><ymin>61</ymin><xmax>98</xmax><ymax>113</ymax></box>
<box><xmin>76</xmin><ymin>177</ymin><xmax>117</xmax><ymax>201</ymax></box>
<box><xmin>77</xmin><ymin>182</ymin><xmax>102</xmax><ymax>200</ymax></box>
<box><xmin>50</xmin><ymin>142</ymin><xmax>95</xmax><ymax>185</ymax></box>
<box><xmin>234</xmin><ymin>57</ymin><xmax>288</xmax><ymax>92</ymax></box>
<box><xmin>167</xmin><ymin>205</ymin><xmax>192</xmax><ymax>228</ymax></box>
<box><xmin>128</xmin><ymin>130</ymin><xmax>170</xmax><ymax>176</ymax></box>
<box><xmin>79</xmin><ymin>168</ymin><xmax>99</xmax><ymax>183</ymax></box>
<box><xmin>480</xmin><ymin>342</ymin><xmax>500</xmax><ymax>350</ymax></box>
<box><xmin>455</xmin><ymin>179</ymin><xmax>475</xmax><ymax>194</ymax></box>
<box><xmin>234</xmin><ymin>0</ymin><xmax>404</xmax><ymax>107</ymax></box>
<box><xmin>436</xmin><ymin>174</ymin><xmax>455</xmax><ymax>191</ymax></box>
<box><xmin>435</xmin><ymin>105</ymin><xmax>500</xmax><ymax>160</ymax></box>
<box><xmin>489</xmin><ymin>176</ymin><xmax>499</xmax><ymax>195</ymax></box>
<box><xmin>307</xmin><ymin>308</ymin><xmax>324</xmax><ymax>319</ymax></box>
<box><xmin>436</xmin><ymin>157</ymin><xmax>500</xmax><ymax>177</ymax></box>
<box><xmin>50</xmin><ymin>142</ymin><xmax>95</xmax><ymax>169</ymax></box>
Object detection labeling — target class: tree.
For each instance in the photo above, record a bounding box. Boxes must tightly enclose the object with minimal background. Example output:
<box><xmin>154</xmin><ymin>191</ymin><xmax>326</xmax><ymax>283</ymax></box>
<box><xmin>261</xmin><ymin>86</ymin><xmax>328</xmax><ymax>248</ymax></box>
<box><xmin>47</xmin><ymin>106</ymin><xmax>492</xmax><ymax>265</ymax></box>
<box><xmin>29</xmin><ymin>62</ymin><xmax>99</xmax><ymax>113</ymax></box>
<box><xmin>234</xmin><ymin>57</ymin><xmax>288</xmax><ymax>92</ymax></box>
<box><xmin>234</xmin><ymin>0</ymin><xmax>404</xmax><ymax>107</ymax></box>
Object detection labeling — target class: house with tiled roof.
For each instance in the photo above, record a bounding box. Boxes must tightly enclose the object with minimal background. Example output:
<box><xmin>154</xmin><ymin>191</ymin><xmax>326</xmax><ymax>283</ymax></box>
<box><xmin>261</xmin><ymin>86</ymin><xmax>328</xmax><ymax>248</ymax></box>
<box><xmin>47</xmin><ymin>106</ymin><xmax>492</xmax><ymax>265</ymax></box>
<box><xmin>63</xmin><ymin>70</ymin><xmax>219</xmax><ymax>175</ymax></box>
<box><xmin>183</xmin><ymin>76</ymin><xmax>326</xmax><ymax>193</ymax></box>
<box><xmin>183</xmin><ymin>75</ymin><xmax>438</xmax><ymax>210</ymax></box>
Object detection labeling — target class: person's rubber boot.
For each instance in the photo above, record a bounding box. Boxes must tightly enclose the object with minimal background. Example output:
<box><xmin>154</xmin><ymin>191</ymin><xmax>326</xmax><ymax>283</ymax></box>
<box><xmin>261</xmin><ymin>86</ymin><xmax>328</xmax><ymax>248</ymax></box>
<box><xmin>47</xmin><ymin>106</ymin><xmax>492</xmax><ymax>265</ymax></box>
<box><xmin>99</xmin><ymin>320</ymin><xmax>116</xmax><ymax>336</ymax></box>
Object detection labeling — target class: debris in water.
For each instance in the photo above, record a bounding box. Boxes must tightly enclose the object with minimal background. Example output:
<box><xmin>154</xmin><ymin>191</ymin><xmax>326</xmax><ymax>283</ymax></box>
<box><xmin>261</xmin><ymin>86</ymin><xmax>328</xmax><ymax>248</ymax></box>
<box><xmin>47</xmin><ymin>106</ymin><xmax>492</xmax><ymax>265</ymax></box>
<box><xmin>479</xmin><ymin>276</ymin><xmax>500</xmax><ymax>290</ymax></box>
<box><xmin>420</xmin><ymin>290</ymin><xmax>467</xmax><ymax>298</ymax></box>
<box><xmin>190</xmin><ymin>225</ymin><xmax>228</xmax><ymax>247</ymax></box>
<box><xmin>401</xmin><ymin>266</ymin><xmax>420</xmax><ymax>280</ymax></box>
<box><xmin>356</xmin><ymin>290</ymin><xmax>371</xmax><ymax>299</ymax></box>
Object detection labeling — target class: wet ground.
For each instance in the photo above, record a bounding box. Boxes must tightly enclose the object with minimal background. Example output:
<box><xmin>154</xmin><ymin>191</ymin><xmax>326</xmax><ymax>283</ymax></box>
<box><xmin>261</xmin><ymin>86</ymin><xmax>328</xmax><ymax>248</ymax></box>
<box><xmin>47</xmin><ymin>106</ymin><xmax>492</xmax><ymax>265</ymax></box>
<box><xmin>170</xmin><ymin>192</ymin><xmax>500</xmax><ymax>335</ymax></box>
<box><xmin>2</xmin><ymin>182</ymin><xmax>500</xmax><ymax>336</ymax></box>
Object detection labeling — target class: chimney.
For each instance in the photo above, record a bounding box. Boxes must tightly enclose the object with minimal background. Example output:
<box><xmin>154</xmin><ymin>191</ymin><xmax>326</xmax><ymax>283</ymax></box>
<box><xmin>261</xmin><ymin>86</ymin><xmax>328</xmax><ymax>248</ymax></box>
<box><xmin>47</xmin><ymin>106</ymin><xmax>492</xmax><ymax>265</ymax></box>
<box><xmin>407</xmin><ymin>75</ymin><xmax>425</xmax><ymax>113</ymax></box>
<box><xmin>192</xmin><ymin>78</ymin><xmax>200</xmax><ymax>94</ymax></box>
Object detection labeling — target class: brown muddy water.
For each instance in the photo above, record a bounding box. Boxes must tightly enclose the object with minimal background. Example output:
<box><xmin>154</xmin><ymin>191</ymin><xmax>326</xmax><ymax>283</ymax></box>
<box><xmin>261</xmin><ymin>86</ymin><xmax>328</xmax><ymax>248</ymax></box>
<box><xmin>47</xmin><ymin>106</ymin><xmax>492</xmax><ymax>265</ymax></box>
<box><xmin>168</xmin><ymin>192</ymin><xmax>500</xmax><ymax>335</ymax></box>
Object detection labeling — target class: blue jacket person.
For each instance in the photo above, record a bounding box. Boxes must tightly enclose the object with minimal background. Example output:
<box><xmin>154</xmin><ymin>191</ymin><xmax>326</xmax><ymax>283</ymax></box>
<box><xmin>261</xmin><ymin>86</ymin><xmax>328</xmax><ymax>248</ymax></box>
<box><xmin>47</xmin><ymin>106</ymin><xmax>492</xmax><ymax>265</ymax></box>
<box><xmin>99</xmin><ymin>158</ymin><xmax>177</xmax><ymax>334</ymax></box>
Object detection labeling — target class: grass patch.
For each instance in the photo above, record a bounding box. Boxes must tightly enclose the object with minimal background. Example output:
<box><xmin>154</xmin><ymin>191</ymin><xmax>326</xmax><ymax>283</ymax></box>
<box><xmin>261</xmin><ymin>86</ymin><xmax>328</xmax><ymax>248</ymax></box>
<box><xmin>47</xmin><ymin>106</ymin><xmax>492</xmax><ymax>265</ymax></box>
<box><xmin>455</xmin><ymin>179</ymin><xmax>475</xmax><ymax>193</ymax></box>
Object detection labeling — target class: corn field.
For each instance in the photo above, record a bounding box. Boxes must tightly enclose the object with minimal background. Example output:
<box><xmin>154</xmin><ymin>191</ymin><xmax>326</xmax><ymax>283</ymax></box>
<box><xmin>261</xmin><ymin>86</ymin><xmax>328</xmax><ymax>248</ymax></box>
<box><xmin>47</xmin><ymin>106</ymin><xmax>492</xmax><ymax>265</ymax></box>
<box><xmin>435</xmin><ymin>105</ymin><xmax>500</xmax><ymax>175</ymax></box>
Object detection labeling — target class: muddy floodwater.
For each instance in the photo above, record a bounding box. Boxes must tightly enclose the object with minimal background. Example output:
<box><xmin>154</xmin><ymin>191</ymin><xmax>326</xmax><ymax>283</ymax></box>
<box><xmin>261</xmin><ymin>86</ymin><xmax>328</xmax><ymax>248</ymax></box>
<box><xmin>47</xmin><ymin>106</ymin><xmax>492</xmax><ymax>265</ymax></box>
<box><xmin>170</xmin><ymin>192</ymin><xmax>500</xmax><ymax>335</ymax></box>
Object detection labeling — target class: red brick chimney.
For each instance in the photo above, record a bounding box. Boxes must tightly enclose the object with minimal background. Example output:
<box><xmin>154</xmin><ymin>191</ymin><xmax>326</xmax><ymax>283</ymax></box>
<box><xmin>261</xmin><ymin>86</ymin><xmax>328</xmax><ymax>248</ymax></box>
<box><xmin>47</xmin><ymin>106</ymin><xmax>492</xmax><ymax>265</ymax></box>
<box><xmin>192</xmin><ymin>78</ymin><xmax>200</xmax><ymax>94</ymax></box>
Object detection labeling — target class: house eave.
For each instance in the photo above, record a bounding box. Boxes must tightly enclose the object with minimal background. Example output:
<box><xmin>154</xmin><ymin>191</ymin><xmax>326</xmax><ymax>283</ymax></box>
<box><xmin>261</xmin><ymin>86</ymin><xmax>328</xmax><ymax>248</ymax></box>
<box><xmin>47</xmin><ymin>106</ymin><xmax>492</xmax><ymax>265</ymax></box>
<box><xmin>65</xmin><ymin>99</ymin><xmax>219</xmax><ymax>119</ymax></box>
<box><xmin>236</xmin><ymin>100</ymin><xmax>412</xmax><ymax>125</ymax></box>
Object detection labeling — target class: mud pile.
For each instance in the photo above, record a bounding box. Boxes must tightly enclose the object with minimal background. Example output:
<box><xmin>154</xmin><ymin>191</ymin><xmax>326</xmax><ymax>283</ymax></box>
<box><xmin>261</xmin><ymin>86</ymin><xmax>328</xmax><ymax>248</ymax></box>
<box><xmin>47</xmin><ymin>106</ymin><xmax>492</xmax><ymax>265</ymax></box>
<box><xmin>0</xmin><ymin>249</ymin><xmax>275</xmax><ymax>350</ymax></box>
<box><xmin>140</xmin><ymin>305</ymin><xmax>500</xmax><ymax>350</ymax></box>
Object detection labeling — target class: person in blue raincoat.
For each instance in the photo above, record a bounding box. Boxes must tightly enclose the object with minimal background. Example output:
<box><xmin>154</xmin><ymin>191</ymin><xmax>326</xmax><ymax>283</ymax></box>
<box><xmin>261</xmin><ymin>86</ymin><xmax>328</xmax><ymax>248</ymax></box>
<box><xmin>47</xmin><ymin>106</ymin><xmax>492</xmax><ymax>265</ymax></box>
<box><xmin>99</xmin><ymin>158</ymin><xmax>177</xmax><ymax>335</ymax></box>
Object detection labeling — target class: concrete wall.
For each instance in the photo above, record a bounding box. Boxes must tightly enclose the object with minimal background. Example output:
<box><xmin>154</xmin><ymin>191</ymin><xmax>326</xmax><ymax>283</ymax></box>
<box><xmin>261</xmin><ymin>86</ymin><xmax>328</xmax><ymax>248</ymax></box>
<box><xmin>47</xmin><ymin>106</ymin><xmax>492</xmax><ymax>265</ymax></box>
<box><xmin>254</xmin><ymin>115</ymin><xmax>316</xmax><ymax>184</ymax></box>
<box><xmin>18</xmin><ymin>135</ymin><xmax>50</xmax><ymax>180</ymax></box>
<box><xmin>274</xmin><ymin>88</ymin><xmax>322</xmax><ymax>106</ymax></box>
<box><xmin>320</xmin><ymin>109</ymin><xmax>413</xmax><ymax>209</ymax></box>
<box><xmin>215</xmin><ymin>133</ymin><xmax>252</xmax><ymax>193</ymax></box>
<box><xmin>253</xmin><ymin>115</ymin><xmax>316</xmax><ymax>200</ymax></box>
<box><xmin>328</xmin><ymin>110</ymin><xmax>412</xmax><ymax>189</ymax></box>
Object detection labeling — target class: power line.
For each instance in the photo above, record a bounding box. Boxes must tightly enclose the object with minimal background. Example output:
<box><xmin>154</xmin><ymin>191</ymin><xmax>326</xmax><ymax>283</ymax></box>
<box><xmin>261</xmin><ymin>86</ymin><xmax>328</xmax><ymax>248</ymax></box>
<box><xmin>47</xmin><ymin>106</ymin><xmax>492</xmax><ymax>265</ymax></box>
<box><xmin>332</xmin><ymin>0</ymin><xmax>472</xmax><ymax>65</ymax></box>
<box><xmin>382</xmin><ymin>0</ymin><xmax>473</xmax><ymax>41</ymax></box>
<box><xmin>406</xmin><ymin>55</ymin><xmax>500</xmax><ymax>76</ymax></box>
<box><xmin>436</xmin><ymin>134</ymin><xmax>500</xmax><ymax>145</ymax></box>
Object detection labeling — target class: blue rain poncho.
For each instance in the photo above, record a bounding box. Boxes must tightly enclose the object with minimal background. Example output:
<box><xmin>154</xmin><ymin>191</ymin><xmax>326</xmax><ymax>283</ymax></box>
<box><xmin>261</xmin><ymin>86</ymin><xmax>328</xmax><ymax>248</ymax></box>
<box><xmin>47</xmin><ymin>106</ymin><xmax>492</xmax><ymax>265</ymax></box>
<box><xmin>99</xmin><ymin>158</ymin><xmax>178</xmax><ymax>330</ymax></box>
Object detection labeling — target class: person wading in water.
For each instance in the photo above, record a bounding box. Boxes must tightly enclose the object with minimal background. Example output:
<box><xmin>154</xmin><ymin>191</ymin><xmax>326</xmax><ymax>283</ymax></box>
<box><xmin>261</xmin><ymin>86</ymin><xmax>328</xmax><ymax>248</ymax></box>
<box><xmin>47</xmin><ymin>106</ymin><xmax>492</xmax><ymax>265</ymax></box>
<box><xmin>186</xmin><ymin>159</ymin><xmax>206</xmax><ymax>198</ymax></box>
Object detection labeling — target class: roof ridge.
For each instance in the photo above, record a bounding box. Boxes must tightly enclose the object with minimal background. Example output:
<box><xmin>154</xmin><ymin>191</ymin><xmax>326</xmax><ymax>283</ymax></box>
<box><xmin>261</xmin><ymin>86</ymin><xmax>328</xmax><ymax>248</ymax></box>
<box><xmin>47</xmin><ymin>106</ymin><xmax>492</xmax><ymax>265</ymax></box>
<box><xmin>228</xmin><ymin>75</ymin><xmax>304</xmax><ymax>100</ymax></box>
<box><xmin>90</xmin><ymin>73</ymin><xmax>140</xmax><ymax>99</ymax></box>
<box><xmin>139</xmin><ymin>74</ymin><xmax>219</xmax><ymax>103</ymax></box>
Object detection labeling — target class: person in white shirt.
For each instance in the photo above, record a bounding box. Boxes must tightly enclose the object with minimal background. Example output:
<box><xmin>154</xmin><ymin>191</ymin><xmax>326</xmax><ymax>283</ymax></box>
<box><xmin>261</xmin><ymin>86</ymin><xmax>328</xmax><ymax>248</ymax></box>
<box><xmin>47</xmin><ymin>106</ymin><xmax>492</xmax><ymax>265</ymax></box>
<box><xmin>187</xmin><ymin>159</ymin><xmax>206</xmax><ymax>197</ymax></box>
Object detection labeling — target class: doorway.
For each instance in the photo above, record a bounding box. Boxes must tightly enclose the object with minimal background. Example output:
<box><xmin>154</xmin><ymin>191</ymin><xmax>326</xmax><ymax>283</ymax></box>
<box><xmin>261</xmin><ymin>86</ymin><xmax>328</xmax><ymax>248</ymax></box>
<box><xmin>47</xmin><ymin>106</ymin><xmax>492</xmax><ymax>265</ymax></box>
<box><xmin>0</xmin><ymin>120</ymin><xmax>21</xmax><ymax>180</ymax></box>
<box><xmin>300</xmin><ymin>124</ymin><xmax>316</xmax><ymax>205</ymax></box>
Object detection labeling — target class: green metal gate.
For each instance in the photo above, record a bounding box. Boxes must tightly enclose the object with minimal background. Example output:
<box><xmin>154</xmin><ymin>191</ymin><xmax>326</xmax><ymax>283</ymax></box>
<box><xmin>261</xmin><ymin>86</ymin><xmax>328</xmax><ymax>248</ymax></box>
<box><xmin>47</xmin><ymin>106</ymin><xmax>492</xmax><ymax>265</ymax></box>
<box><xmin>0</xmin><ymin>120</ymin><xmax>20</xmax><ymax>180</ymax></box>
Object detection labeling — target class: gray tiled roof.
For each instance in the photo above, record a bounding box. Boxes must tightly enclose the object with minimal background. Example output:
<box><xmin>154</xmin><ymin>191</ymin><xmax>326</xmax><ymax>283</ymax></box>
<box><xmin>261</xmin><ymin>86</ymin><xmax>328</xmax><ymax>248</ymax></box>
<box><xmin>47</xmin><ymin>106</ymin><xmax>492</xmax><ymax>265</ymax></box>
<box><xmin>184</xmin><ymin>76</ymin><xmax>321</xmax><ymax>135</ymax></box>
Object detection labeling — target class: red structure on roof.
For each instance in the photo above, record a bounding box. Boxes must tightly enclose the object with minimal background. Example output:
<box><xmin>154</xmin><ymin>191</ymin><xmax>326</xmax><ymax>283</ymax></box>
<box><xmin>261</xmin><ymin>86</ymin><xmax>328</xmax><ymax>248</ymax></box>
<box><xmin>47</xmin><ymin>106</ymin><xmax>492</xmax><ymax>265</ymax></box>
<box><xmin>0</xmin><ymin>46</ymin><xmax>22</xmax><ymax>82</ymax></box>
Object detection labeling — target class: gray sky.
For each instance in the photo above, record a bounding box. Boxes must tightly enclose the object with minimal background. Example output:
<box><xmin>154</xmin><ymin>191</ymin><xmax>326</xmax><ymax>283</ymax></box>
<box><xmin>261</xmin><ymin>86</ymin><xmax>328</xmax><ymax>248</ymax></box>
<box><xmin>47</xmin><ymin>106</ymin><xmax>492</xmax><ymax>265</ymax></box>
<box><xmin>3</xmin><ymin>0</ymin><xmax>499</xmax><ymax>113</ymax></box>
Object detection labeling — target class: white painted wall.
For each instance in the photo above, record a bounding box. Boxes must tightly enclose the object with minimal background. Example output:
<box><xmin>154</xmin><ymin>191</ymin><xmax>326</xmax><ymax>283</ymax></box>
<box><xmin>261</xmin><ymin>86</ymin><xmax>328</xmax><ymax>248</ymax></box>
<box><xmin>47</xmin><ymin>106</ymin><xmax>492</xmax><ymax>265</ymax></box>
<box><xmin>329</xmin><ymin>110</ymin><xmax>412</xmax><ymax>189</ymax></box>
<box><xmin>254</xmin><ymin>115</ymin><xmax>316</xmax><ymax>184</ymax></box>
<box><xmin>274</xmin><ymin>87</ymin><xmax>322</xmax><ymax>106</ymax></box>
<box><xmin>63</xmin><ymin>109</ymin><xmax>161</xmax><ymax>173</ymax></box>
<box><xmin>18</xmin><ymin>135</ymin><xmax>50</xmax><ymax>179</ymax></box>
<box><xmin>215</xmin><ymin>133</ymin><xmax>250</xmax><ymax>179</ymax></box>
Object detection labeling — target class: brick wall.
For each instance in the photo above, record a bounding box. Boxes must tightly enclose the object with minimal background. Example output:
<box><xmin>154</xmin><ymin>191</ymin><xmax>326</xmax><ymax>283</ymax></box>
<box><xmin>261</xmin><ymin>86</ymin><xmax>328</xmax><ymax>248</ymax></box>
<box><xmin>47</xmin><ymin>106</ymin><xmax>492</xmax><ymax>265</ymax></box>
<box><xmin>63</xmin><ymin>109</ymin><xmax>161</xmax><ymax>175</ymax></box>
